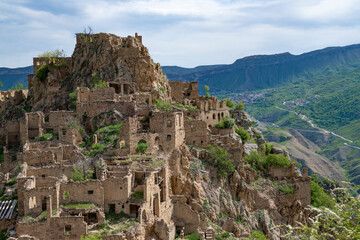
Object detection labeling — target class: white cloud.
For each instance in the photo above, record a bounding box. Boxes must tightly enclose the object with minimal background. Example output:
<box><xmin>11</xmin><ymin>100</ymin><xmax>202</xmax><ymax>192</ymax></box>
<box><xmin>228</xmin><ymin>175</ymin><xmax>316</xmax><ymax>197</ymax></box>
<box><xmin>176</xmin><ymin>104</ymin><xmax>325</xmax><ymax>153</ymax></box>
<box><xmin>1</xmin><ymin>0</ymin><xmax>360</xmax><ymax>68</ymax></box>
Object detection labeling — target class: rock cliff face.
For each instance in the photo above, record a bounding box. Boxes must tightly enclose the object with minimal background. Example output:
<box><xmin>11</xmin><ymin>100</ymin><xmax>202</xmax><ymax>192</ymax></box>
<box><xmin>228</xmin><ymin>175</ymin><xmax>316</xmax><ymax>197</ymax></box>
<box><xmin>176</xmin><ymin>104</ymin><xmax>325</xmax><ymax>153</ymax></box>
<box><xmin>167</xmin><ymin>112</ymin><xmax>312</xmax><ymax>240</ymax></box>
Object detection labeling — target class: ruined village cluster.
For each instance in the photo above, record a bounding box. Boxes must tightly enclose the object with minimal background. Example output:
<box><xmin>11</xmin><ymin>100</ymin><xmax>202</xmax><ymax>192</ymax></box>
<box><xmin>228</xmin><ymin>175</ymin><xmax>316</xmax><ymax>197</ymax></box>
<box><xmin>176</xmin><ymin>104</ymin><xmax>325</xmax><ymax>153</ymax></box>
<box><xmin>0</xmin><ymin>33</ymin><xmax>311</xmax><ymax>240</ymax></box>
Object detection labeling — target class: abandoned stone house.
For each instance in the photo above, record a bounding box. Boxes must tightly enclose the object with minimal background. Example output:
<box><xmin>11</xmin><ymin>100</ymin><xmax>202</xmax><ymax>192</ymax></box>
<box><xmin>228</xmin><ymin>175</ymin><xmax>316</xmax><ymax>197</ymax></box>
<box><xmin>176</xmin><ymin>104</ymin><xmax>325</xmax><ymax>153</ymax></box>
<box><xmin>0</xmin><ymin>33</ymin><xmax>312</xmax><ymax>240</ymax></box>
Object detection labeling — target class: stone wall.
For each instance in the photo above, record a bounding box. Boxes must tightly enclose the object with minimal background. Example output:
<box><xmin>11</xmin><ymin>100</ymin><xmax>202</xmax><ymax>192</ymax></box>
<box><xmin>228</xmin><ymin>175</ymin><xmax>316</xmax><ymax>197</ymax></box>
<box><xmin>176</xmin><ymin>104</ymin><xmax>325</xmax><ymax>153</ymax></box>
<box><xmin>47</xmin><ymin>111</ymin><xmax>77</xmax><ymax>133</ymax></box>
<box><xmin>169</xmin><ymin>81</ymin><xmax>198</xmax><ymax>103</ymax></box>
<box><xmin>16</xmin><ymin>215</ymin><xmax>86</xmax><ymax>240</ymax></box>
<box><xmin>184</xmin><ymin>119</ymin><xmax>209</xmax><ymax>148</ymax></box>
<box><xmin>0</xmin><ymin>90</ymin><xmax>28</xmax><ymax>114</ymax></box>
<box><xmin>103</xmin><ymin>176</ymin><xmax>131</xmax><ymax>213</ymax></box>
<box><xmin>60</xmin><ymin>180</ymin><xmax>104</xmax><ymax>208</ymax></box>
<box><xmin>149</xmin><ymin>111</ymin><xmax>185</xmax><ymax>152</ymax></box>
<box><xmin>26</xmin><ymin>165</ymin><xmax>73</xmax><ymax>179</ymax></box>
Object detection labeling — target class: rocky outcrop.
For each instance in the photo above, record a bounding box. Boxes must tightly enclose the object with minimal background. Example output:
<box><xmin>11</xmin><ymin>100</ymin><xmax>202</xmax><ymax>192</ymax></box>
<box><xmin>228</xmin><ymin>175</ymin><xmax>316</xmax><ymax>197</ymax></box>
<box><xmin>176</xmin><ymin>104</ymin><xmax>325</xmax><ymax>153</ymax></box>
<box><xmin>29</xmin><ymin>33</ymin><xmax>171</xmax><ymax>113</ymax></box>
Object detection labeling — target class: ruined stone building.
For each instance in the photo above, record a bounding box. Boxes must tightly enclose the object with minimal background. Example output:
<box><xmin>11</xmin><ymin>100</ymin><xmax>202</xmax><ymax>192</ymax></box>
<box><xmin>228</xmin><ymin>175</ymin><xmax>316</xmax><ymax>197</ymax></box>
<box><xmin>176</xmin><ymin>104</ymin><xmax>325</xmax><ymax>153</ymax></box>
<box><xmin>0</xmin><ymin>33</ymin><xmax>311</xmax><ymax>240</ymax></box>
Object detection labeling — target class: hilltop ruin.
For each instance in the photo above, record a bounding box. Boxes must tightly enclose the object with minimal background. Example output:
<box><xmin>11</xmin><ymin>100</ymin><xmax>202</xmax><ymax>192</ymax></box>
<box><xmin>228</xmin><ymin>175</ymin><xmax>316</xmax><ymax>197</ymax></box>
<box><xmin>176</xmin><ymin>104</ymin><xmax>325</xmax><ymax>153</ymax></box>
<box><xmin>0</xmin><ymin>33</ymin><xmax>311</xmax><ymax>240</ymax></box>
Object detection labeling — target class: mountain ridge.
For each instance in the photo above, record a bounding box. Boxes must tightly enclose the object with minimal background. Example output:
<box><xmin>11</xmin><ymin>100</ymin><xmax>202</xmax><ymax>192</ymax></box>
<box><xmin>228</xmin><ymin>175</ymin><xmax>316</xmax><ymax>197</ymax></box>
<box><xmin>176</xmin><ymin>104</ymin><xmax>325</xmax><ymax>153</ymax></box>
<box><xmin>162</xmin><ymin>43</ymin><xmax>360</xmax><ymax>93</ymax></box>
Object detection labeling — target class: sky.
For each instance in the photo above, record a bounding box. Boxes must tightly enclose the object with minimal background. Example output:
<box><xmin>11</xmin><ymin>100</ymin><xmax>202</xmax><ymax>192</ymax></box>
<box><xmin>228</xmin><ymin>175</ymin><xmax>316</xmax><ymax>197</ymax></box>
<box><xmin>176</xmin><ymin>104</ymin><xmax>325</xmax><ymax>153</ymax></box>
<box><xmin>1</xmin><ymin>0</ymin><xmax>360</xmax><ymax>68</ymax></box>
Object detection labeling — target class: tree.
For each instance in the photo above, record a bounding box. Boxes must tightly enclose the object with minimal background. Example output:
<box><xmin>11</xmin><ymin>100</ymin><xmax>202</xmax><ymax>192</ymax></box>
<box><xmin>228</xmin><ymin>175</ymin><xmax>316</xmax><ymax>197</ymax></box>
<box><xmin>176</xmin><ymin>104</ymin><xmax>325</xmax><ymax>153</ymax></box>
<box><xmin>204</xmin><ymin>85</ymin><xmax>210</xmax><ymax>98</ymax></box>
<box><xmin>38</xmin><ymin>49</ymin><xmax>66</xmax><ymax>65</ymax></box>
<box><xmin>226</xmin><ymin>99</ymin><xmax>235</xmax><ymax>108</ymax></box>
<box><xmin>234</xmin><ymin>101</ymin><xmax>245</xmax><ymax>111</ymax></box>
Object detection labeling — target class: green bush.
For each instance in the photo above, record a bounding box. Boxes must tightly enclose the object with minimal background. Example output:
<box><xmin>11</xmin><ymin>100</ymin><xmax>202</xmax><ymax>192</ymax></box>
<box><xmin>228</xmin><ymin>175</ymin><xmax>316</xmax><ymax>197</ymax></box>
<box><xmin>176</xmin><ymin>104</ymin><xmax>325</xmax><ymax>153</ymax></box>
<box><xmin>310</xmin><ymin>179</ymin><xmax>335</xmax><ymax>208</ymax></box>
<box><xmin>247</xmin><ymin>230</ymin><xmax>267</xmax><ymax>240</ymax></box>
<box><xmin>69</xmin><ymin>92</ymin><xmax>77</xmax><ymax>109</ymax></box>
<box><xmin>90</xmin><ymin>143</ymin><xmax>107</xmax><ymax>156</ymax></box>
<box><xmin>5</xmin><ymin>177</ymin><xmax>17</xmax><ymax>186</ymax></box>
<box><xmin>215</xmin><ymin>232</ymin><xmax>231</xmax><ymax>240</ymax></box>
<box><xmin>234</xmin><ymin>101</ymin><xmax>245</xmax><ymax>111</ymax></box>
<box><xmin>208</xmin><ymin>145</ymin><xmax>235</xmax><ymax>178</ymax></box>
<box><xmin>184</xmin><ymin>232</ymin><xmax>201</xmax><ymax>240</ymax></box>
<box><xmin>244</xmin><ymin>151</ymin><xmax>263</xmax><ymax>165</ymax></box>
<box><xmin>71</xmin><ymin>166</ymin><xmax>95</xmax><ymax>182</ymax></box>
<box><xmin>262</xmin><ymin>154</ymin><xmax>291</xmax><ymax>169</ymax></box>
<box><xmin>235</xmin><ymin>126</ymin><xmax>250</xmax><ymax>142</ymax></box>
<box><xmin>274</xmin><ymin>183</ymin><xmax>294</xmax><ymax>195</ymax></box>
<box><xmin>214</xmin><ymin>116</ymin><xmax>236</xmax><ymax>129</ymax></box>
<box><xmin>94</xmin><ymin>80</ymin><xmax>108</xmax><ymax>88</ymax></box>
<box><xmin>265</xmin><ymin>142</ymin><xmax>273</xmax><ymax>155</ymax></box>
<box><xmin>39</xmin><ymin>133</ymin><xmax>53</xmax><ymax>141</ymax></box>
<box><xmin>35</xmin><ymin>64</ymin><xmax>50</xmax><ymax>82</ymax></box>
<box><xmin>226</xmin><ymin>99</ymin><xmax>235</xmax><ymax>108</ymax></box>
<box><xmin>136</xmin><ymin>140</ymin><xmax>148</xmax><ymax>153</ymax></box>
<box><xmin>130</xmin><ymin>191</ymin><xmax>144</xmax><ymax>200</ymax></box>
<box><xmin>155</xmin><ymin>100</ymin><xmax>172</xmax><ymax>112</ymax></box>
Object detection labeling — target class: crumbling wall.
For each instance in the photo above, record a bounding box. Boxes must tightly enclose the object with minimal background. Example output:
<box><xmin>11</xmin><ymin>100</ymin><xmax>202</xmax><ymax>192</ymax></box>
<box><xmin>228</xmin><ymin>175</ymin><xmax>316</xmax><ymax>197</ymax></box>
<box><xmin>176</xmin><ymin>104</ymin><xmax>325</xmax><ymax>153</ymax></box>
<box><xmin>47</xmin><ymin>111</ymin><xmax>77</xmax><ymax>133</ymax></box>
<box><xmin>103</xmin><ymin>175</ymin><xmax>131</xmax><ymax>213</ymax></box>
<box><xmin>60</xmin><ymin>180</ymin><xmax>104</xmax><ymax>208</ymax></box>
<box><xmin>16</xmin><ymin>215</ymin><xmax>86</xmax><ymax>240</ymax></box>
<box><xmin>26</xmin><ymin>165</ymin><xmax>73</xmax><ymax>179</ymax></box>
<box><xmin>184</xmin><ymin>119</ymin><xmax>209</xmax><ymax>147</ymax></box>
<box><xmin>149</xmin><ymin>111</ymin><xmax>185</xmax><ymax>152</ymax></box>
<box><xmin>26</xmin><ymin>112</ymin><xmax>45</xmax><ymax>140</ymax></box>
<box><xmin>169</xmin><ymin>81</ymin><xmax>198</xmax><ymax>103</ymax></box>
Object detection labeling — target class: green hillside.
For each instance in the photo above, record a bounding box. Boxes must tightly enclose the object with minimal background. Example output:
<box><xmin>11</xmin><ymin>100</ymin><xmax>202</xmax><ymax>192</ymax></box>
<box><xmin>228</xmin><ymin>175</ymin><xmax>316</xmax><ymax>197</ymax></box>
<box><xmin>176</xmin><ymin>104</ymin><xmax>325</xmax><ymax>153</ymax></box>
<box><xmin>163</xmin><ymin>44</ymin><xmax>360</xmax><ymax>94</ymax></box>
<box><xmin>228</xmin><ymin>66</ymin><xmax>360</xmax><ymax>185</ymax></box>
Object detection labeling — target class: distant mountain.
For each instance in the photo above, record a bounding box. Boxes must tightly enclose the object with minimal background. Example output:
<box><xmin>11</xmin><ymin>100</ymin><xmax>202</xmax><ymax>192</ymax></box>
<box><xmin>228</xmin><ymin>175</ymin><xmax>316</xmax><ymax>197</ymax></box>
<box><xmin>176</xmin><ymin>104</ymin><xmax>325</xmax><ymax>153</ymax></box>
<box><xmin>163</xmin><ymin>44</ymin><xmax>360</xmax><ymax>93</ymax></box>
<box><xmin>0</xmin><ymin>66</ymin><xmax>32</xmax><ymax>91</ymax></box>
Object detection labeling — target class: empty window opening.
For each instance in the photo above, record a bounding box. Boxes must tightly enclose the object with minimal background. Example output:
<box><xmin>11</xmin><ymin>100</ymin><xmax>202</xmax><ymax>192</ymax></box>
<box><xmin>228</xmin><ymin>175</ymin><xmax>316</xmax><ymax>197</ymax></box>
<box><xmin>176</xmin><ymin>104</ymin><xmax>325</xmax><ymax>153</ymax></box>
<box><xmin>167</xmin><ymin>135</ymin><xmax>171</xmax><ymax>141</ymax></box>
<box><xmin>63</xmin><ymin>191</ymin><xmax>69</xmax><ymax>200</ymax></box>
<box><xmin>167</xmin><ymin>120</ymin><xmax>172</xmax><ymax>127</ymax></box>
<box><xmin>41</xmin><ymin>196</ymin><xmax>47</xmax><ymax>211</ymax></box>
<box><xmin>130</xmin><ymin>204</ymin><xmax>140</xmax><ymax>218</ymax></box>
<box><xmin>64</xmin><ymin>225</ymin><xmax>71</xmax><ymax>235</ymax></box>
<box><xmin>88</xmin><ymin>190</ymin><xmax>94</xmax><ymax>195</ymax></box>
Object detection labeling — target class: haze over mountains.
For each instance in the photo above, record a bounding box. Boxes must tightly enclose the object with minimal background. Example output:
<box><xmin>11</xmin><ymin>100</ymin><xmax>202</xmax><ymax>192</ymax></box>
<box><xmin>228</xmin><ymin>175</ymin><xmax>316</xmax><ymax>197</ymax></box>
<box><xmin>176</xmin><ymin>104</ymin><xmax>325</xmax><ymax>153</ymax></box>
<box><xmin>162</xmin><ymin>44</ymin><xmax>360</xmax><ymax>93</ymax></box>
<box><xmin>0</xmin><ymin>66</ymin><xmax>32</xmax><ymax>90</ymax></box>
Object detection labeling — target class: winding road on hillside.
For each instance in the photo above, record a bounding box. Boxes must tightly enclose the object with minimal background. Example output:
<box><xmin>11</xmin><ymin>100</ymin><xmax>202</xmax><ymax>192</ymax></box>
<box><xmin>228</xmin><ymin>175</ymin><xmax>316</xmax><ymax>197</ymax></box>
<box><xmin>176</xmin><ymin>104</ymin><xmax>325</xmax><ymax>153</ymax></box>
<box><xmin>275</xmin><ymin>105</ymin><xmax>360</xmax><ymax>150</ymax></box>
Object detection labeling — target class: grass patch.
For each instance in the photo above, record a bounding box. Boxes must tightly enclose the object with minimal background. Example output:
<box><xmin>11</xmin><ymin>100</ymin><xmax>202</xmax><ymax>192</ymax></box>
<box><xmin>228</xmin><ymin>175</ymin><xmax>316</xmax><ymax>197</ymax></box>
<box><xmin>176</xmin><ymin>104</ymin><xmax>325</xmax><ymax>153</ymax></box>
<box><xmin>155</xmin><ymin>100</ymin><xmax>172</xmax><ymax>112</ymax></box>
<box><xmin>5</xmin><ymin>177</ymin><xmax>16</xmax><ymax>186</ymax></box>
<box><xmin>61</xmin><ymin>202</ymin><xmax>95</xmax><ymax>209</ymax></box>
<box><xmin>23</xmin><ymin>211</ymin><xmax>47</xmax><ymax>223</ymax></box>
<box><xmin>130</xmin><ymin>191</ymin><xmax>143</xmax><ymax>200</ymax></box>
<box><xmin>38</xmin><ymin>133</ymin><xmax>55</xmax><ymax>141</ymax></box>
<box><xmin>274</xmin><ymin>182</ymin><xmax>294</xmax><ymax>195</ymax></box>
<box><xmin>149</xmin><ymin>160</ymin><xmax>165</xmax><ymax>168</ymax></box>
<box><xmin>173</xmin><ymin>103</ymin><xmax>199</xmax><ymax>111</ymax></box>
